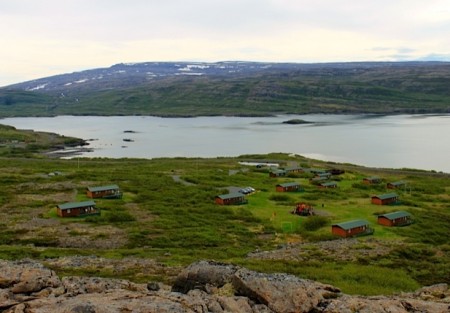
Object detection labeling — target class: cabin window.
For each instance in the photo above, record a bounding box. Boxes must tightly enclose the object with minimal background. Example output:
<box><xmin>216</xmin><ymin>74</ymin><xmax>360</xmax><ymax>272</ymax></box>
<box><xmin>67</xmin><ymin>209</ymin><xmax>71</xmax><ymax>214</ymax></box>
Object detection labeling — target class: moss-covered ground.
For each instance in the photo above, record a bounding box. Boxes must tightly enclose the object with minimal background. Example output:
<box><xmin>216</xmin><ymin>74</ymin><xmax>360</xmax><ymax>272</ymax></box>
<box><xmin>0</xmin><ymin>145</ymin><xmax>449</xmax><ymax>296</ymax></box>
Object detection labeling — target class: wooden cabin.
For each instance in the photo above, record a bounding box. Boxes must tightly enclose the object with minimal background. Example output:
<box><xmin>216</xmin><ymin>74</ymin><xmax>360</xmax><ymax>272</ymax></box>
<box><xmin>276</xmin><ymin>182</ymin><xmax>301</xmax><ymax>192</ymax></box>
<box><xmin>315</xmin><ymin>172</ymin><xmax>331</xmax><ymax>179</ymax></box>
<box><xmin>332</xmin><ymin>220</ymin><xmax>373</xmax><ymax>238</ymax></box>
<box><xmin>56</xmin><ymin>201</ymin><xmax>99</xmax><ymax>218</ymax></box>
<box><xmin>310</xmin><ymin>176</ymin><xmax>328</xmax><ymax>184</ymax></box>
<box><xmin>283</xmin><ymin>166</ymin><xmax>304</xmax><ymax>174</ymax></box>
<box><xmin>363</xmin><ymin>176</ymin><xmax>381</xmax><ymax>185</ymax></box>
<box><xmin>318</xmin><ymin>181</ymin><xmax>337</xmax><ymax>188</ymax></box>
<box><xmin>307</xmin><ymin>168</ymin><xmax>328</xmax><ymax>175</ymax></box>
<box><xmin>269</xmin><ymin>169</ymin><xmax>287</xmax><ymax>177</ymax></box>
<box><xmin>86</xmin><ymin>185</ymin><xmax>122</xmax><ymax>199</ymax></box>
<box><xmin>215</xmin><ymin>192</ymin><xmax>247</xmax><ymax>205</ymax></box>
<box><xmin>387</xmin><ymin>181</ymin><xmax>406</xmax><ymax>189</ymax></box>
<box><xmin>378</xmin><ymin>211</ymin><xmax>413</xmax><ymax>227</ymax></box>
<box><xmin>329</xmin><ymin>168</ymin><xmax>345</xmax><ymax>175</ymax></box>
<box><xmin>371</xmin><ymin>192</ymin><xmax>399</xmax><ymax>205</ymax></box>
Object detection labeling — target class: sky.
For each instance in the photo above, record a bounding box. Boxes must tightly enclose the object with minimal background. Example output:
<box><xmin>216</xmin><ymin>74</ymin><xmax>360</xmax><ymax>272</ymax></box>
<box><xmin>1</xmin><ymin>0</ymin><xmax>449</xmax><ymax>86</ymax></box>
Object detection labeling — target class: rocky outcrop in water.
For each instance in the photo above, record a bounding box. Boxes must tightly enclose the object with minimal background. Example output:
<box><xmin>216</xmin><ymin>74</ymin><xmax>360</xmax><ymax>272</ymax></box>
<box><xmin>1</xmin><ymin>259</ymin><xmax>449</xmax><ymax>313</ymax></box>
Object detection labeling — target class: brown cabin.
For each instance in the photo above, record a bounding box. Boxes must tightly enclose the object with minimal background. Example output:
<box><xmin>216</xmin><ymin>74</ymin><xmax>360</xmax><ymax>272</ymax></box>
<box><xmin>332</xmin><ymin>220</ymin><xmax>373</xmax><ymax>238</ymax></box>
<box><xmin>318</xmin><ymin>181</ymin><xmax>337</xmax><ymax>188</ymax></box>
<box><xmin>387</xmin><ymin>181</ymin><xmax>406</xmax><ymax>189</ymax></box>
<box><xmin>276</xmin><ymin>182</ymin><xmax>301</xmax><ymax>192</ymax></box>
<box><xmin>269</xmin><ymin>169</ymin><xmax>287</xmax><ymax>177</ymax></box>
<box><xmin>363</xmin><ymin>176</ymin><xmax>381</xmax><ymax>185</ymax></box>
<box><xmin>86</xmin><ymin>185</ymin><xmax>122</xmax><ymax>199</ymax></box>
<box><xmin>378</xmin><ymin>211</ymin><xmax>412</xmax><ymax>227</ymax></box>
<box><xmin>371</xmin><ymin>193</ymin><xmax>399</xmax><ymax>205</ymax></box>
<box><xmin>215</xmin><ymin>192</ymin><xmax>247</xmax><ymax>205</ymax></box>
<box><xmin>56</xmin><ymin>201</ymin><xmax>99</xmax><ymax>218</ymax></box>
<box><xmin>283</xmin><ymin>166</ymin><xmax>304</xmax><ymax>174</ymax></box>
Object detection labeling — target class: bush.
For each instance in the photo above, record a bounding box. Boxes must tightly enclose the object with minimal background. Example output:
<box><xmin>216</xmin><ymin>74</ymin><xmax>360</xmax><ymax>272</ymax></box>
<box><xmin>302</xmin><ymin>216</ymin><xmax>329</xmax><ymax>231</ymax></box>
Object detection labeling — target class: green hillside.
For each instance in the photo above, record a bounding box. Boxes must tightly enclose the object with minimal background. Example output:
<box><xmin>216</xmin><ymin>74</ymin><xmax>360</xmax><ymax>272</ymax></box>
<box><xmin>0</xmin><ymin>124</ymin><xmax>86</xmax><ymax>157</ymax></box>
<box><xmin>1</xmin><ymin>62</ymin><xmax>450</xmax><ymax>116</ymax></box>
<box><xmin>0</xmin><ymin>143</ymin><xmax>449</xmax><ymax>295</ymax></box>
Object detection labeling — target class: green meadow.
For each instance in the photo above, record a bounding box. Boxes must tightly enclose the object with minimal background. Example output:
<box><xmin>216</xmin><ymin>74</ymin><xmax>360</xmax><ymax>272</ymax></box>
<box><xmin>0</xmin><ymin>129</ymin><xmax>449</xmax><ymax>296</ymax></box>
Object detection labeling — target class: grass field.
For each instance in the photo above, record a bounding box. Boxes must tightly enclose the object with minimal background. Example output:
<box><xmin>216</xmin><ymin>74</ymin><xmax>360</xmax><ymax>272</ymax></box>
<box><xmin>0</xmin><ymin>150</ymin><xmax>449</xmax><ymax>296</ymax></box>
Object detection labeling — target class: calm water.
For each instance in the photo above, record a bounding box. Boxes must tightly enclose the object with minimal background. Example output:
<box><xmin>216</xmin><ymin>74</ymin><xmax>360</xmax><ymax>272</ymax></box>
<box><xmin>1</xmin><ymin>114</ymin><xmax>449</xmax><ymax>173</ymax></box>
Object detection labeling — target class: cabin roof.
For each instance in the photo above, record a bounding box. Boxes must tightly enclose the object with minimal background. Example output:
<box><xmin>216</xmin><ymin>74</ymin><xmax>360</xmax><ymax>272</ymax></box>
<box><xmin>307</xmin><ymin>168</ymin><xmax>327</xmax><ymax>174</ymax></box>
<box><xmin>277</xmin><ymin>182</ymin><xmax>300</xmax><ymax>188</ymax></box>
<box><xmin>378</xmin><ymin>211</ymin><xmax>411</xmax><ymax>220</ymax></box>
<box><xmin>216</xmin><ymin>192</ymin><xmax>244</xmax><ymax>200</ymax></box>
<box><xmin>333</xmin><ymin>219</ymin><xmax>369</xmax><ymax>230</ymax></box>
<box><xmin>58</xmin><ymin>201</ymin><xmax>96</xmax><ymax>210</ymax></box>
<box><xmin>365</xmin><ymin>176</ymin><xmax>381</xmax><ymax>180</ymax></box>
<box><xmin>271</xmin><ymin>169</ymin><xmax>286</xmax><ymax>174</ymax></box>
<box><xmin>284</xmin><ymin>166</ymin><xmax>303</xmax><ymax>171</ymax></box>
<box><xmin>372</xmin><ymin>192</ymin><xmax>398</xmax><ymax>200</ymax></box>
<box><xmin>389</xmin><ymin>180</ymin><xmax>406</xmax><ymax>186</ymax></box>
<box><xmin>320</xmin><ymin>181</ymin><xmax>337</xmax><ymax>187</ymax></box>
<box><xmin>87</xmin><ymin>184</ymin><xmax>120</xmax><ymax>192</ymax></box>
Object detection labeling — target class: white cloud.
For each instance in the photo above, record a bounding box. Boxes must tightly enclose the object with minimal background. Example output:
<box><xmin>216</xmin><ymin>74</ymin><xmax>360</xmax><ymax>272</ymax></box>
<box><xmin>0</xmin><ymin>0</ymin><xmax>449</xmax><ymax>86</ymax></box>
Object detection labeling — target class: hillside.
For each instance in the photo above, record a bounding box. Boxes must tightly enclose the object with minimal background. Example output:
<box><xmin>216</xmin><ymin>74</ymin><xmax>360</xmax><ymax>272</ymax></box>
<box><xmin>0</xmin><ymin>122</ymin><xmax>449</xmax><ymax>297</ymax></box>
<box><xmin>1</xmin><ymin>61</ymin><xmax>450</xmax><ymax>117</ymax></box>
<box><xmin>0</xmin><ymin>124</ymin><xmax>87</xmax><ymax>157</ymax></box>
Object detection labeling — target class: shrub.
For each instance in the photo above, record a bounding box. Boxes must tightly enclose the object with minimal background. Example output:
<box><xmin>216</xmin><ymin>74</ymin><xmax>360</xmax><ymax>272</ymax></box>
<box><xmin>302</xmin><ymin>216</ymin><xmax>329</xmax><ymax>231</ymax></box>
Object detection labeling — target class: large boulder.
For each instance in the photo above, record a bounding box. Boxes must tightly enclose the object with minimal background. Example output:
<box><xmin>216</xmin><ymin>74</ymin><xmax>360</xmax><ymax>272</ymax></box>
<box><xmin>0</xmin><ymin>259</ymin><xmax>449</xmax><ymax>313</ymax></box>
<box><xmin>232</xmin><ymin>268</ymin><xmax>340</xmax><ymax>313</ymax></box>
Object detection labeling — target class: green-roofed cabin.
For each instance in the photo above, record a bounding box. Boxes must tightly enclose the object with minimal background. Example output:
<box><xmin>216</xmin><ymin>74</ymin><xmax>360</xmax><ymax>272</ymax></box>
<box><xmin>371</xmin><ymin>193</ymin><xmax>399</xmax><ymax>205</ymax></box>
<box><xmin>318</xmin><ymin>181</ymin><xmax>338</xmax><ymax>188</ymax></box>
<box><xmin>332</xmin><ymin>219</ymin><xmax>374</xmax><ymax>238</ymax></box>
<box><xmin>215</xmin><ymin>193</ymin><xmax>247</xmax><ymax>205</ymax></box>
<box><xmin>283</xmin><ymin>166</ymin><xmax>304</xmax><ymax>174</ymax></box>
<box><xmin>387</xmin><ymin>180</ymin><xmax>406</xmax><ymax>189</ymax></box>
<box><xmin>269</xmin><ymin>169</ymin><xmax>287</xmax><ymax>177</ymax></box>
<box><xmin>56</xmin><ymin>201</ymin><xmax>99</xmax><ymax>218</ymax></box>
<box><xmin>378</xmin><ymin>211</ymin><xmax>413</xmax><ymax>227</ymax></box>
<box><xmin>276</xmin><ymin>182</ymin><xmax>301</xmax><ymax>192</ymax></box>
<box><xmin>86</xmin><ymin>185</ymin><xmax>122</xmax><ymax>199</ymax></box>
<box><xmin>363</xmin><ymin>176</ymin><xmax>382</xmax><ymax>185</ymax></box>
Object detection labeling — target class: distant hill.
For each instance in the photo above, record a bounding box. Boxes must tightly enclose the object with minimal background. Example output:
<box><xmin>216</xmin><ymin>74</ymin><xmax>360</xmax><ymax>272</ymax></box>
<box><xmin>1</xmin><ymin>61</ymin><xmax>450</xmax><ymax>117</ymax></box>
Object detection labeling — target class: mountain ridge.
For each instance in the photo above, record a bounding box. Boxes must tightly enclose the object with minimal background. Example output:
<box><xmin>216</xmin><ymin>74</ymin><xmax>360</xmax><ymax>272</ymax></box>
<box><xmin>1</xmin><ymin>61</ymin><xmax>450</xmax><ymax>117</ymax></box>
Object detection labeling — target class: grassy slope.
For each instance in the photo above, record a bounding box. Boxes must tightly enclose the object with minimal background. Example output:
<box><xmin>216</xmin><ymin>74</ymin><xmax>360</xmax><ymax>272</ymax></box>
<box><xmin>0</xmin><ymin>124</ymin><xmax>85</xmax><ymax>157</ymax></box>
<box><xmin>0</xmin><ymin>150</ymin><xmax>449</xmax><ymax>295</ymax></box>
<box><xmin>1</xmin><ymin>64</ymin><xmax>450</xmax><ymax>116</ymax></box>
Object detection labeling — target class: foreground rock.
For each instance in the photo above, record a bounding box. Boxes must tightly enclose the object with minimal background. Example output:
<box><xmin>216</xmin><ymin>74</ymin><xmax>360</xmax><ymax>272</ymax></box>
<box><xmin>1</xmin><ymin>259</ymin><xmax>449</xmax><ymax>313</ymax></box>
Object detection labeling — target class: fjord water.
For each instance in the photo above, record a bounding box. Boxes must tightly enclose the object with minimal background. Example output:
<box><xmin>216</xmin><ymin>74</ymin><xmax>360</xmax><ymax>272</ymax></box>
<box><xmin>2</xmin><ymin>114</ymin><xmax>449</xmax><ymax>173</ymax></box>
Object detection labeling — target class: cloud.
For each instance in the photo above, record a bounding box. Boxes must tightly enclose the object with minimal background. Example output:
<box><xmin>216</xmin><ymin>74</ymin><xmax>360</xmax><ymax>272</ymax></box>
<box><xmin>1</xmin><ymin>0</ymin><xmax>449</xmax><ymax>86</ymax></box>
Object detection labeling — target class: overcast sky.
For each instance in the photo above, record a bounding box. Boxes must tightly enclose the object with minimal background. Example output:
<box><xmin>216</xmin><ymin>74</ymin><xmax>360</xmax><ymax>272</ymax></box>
<box><xmin>1</xmin><ymin>0</ymin><xmax>449</xmax><ymax>86</ymax></box>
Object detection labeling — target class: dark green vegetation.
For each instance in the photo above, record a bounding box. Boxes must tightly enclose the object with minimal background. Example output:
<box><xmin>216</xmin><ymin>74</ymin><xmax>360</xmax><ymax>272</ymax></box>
<box><xmin>1</xmin><ymin>62</ymin><xmax>450</xmax><ymax>117</ymax></box>
<box><xmin>0</xmin><ymin>128</ymin><xmax>449</xmax><ymax>296</ymax></box>
<box><xmin>0</xmin><ymin>124</ymin><xmax>86</xmax><ymax>157</ymax></box>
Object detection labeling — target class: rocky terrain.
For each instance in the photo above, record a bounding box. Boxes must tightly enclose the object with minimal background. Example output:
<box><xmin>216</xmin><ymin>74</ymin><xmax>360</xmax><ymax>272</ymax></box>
<box><xmin>1</xmin><ymin>259</ymin><xmax>449</xmax><ymax>313</ymax></box>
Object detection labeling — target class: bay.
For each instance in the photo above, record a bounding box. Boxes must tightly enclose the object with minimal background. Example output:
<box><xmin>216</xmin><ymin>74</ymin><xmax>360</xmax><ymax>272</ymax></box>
<box><xmin>1</xmin><ymin>114</ymin><xmax>449</xmax><ymax>173</ymax></box>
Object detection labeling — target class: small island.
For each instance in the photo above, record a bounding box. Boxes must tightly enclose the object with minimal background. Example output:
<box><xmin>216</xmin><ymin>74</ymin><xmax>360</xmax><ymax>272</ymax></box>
<box><xmin>282</xmin><ymin>118</ymin><xmax>313</xmax><ymax>125</ymax></box>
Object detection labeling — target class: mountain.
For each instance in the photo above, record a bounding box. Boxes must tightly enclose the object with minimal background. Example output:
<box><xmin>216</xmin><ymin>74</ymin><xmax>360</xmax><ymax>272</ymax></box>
<box><xmin>1</xmin><ymin>61</ymin><xmax>450</xmax><ymax>117</ymax></box>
